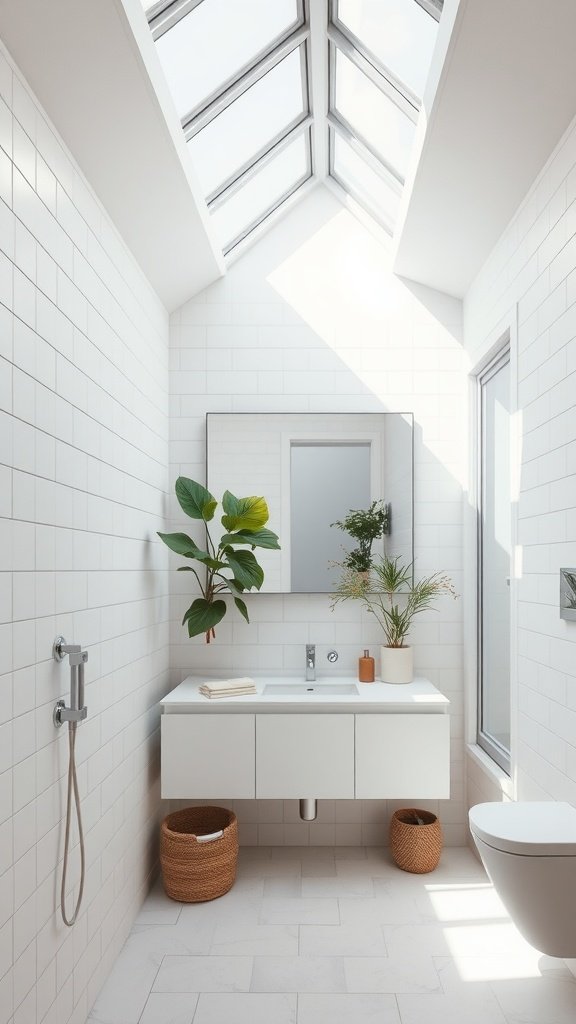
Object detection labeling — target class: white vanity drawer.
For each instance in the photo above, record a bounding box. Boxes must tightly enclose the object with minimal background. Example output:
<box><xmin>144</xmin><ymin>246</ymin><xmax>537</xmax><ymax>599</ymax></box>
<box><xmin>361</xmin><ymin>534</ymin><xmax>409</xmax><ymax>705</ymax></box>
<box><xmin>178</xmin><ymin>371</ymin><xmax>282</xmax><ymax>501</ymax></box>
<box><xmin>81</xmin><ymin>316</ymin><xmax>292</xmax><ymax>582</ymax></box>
<box><xmin>355</xmin><ymin>714</ymin><xmax>450</xmax><ymax>799</ymax></box>
<box><xmin>256</xmin><ymin>714</ymin><xmax>355</xmax><ymax>798</ymax></box>
<box><xmin>161</xmin><ymin>714</ymin><xmax>255</xmax><ymax>799</ymax></box>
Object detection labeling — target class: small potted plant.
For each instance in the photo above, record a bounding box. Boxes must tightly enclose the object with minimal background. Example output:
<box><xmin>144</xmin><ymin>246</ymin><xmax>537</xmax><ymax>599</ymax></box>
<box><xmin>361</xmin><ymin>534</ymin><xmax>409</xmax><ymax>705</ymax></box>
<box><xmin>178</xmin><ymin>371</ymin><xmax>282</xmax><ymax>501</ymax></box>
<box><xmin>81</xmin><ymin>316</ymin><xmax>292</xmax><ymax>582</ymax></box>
<box><xmin>332</xmin><ymin>554</ymin><xmax>456</xmax><ymax>683</ymax></box>
<box><xmin>331</xmin><ymin>500</ymin><xmax>391</xmax><ymax>574</ymax></box>
<box><xmin>158</xmin><ymin>477</ymin><xmax>280</xmax><ymax>642</ymax></box>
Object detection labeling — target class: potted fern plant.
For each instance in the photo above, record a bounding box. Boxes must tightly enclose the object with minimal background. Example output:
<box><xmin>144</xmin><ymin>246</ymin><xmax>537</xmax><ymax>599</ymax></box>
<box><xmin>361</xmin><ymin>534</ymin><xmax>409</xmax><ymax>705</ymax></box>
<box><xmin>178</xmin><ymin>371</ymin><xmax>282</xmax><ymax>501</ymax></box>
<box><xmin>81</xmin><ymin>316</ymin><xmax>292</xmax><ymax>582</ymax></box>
<box><xmin>332</xmin><ymin>555</ymin><xmax>456</xmax><ymax>683</ymax></box>
<box><xmin>158</xmin><ymin>477</ymin><xmax>280</xmax><ymax>642</ymax></box>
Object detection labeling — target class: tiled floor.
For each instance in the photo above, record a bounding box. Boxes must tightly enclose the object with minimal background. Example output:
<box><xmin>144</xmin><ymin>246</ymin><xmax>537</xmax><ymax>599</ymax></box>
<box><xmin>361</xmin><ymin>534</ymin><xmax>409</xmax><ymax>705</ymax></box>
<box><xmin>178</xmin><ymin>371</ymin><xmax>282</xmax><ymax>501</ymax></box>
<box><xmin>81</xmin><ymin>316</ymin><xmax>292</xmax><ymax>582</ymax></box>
<box><xmin>88</xmin><ymin>846</ymin><xmax>576</xmax><ymax>1024</ymax></box>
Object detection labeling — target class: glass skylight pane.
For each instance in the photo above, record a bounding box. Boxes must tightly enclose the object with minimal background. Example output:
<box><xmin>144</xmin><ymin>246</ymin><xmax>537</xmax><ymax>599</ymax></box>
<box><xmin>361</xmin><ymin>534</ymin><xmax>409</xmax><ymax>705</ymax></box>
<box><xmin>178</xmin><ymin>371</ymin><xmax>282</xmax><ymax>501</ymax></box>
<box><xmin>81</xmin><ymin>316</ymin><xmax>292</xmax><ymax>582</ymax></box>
<box><xmin>188</xmin><ymin>48</ymin><xmax>306</xmax><ymax>199</ymax></box>
<box><xmin>156</xmin><ymin>0</ymin><xmax>300</xmax><ymax>118</ymax></box>
<box><xmin>337</xmin><ymin>0</ymin><xmax>438</xmax><ymax>99</ymax></box>
<box><xmin>332</xmin><ymin>132</ymin><xmax>401</xmax><ymax>229</ymax></box>
<box><xmin>334</xmin><ymin>49</ymin><xmax>415</xmax><ymax>180</ymax></box>
<box><xmin>211</xmin><ymin>133</ymin><xmax>309</xmax><ymax>251</ymax></box>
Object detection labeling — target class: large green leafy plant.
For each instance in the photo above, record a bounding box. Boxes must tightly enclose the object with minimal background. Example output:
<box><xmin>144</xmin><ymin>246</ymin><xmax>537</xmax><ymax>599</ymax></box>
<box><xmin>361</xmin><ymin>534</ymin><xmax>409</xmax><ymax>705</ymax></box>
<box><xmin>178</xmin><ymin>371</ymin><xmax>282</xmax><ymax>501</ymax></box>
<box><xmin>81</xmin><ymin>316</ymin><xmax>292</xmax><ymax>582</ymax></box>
<box><xmin>158</xmin><ymin>477</ymin><xmax>280</xmax><ymax>642</ymax></box>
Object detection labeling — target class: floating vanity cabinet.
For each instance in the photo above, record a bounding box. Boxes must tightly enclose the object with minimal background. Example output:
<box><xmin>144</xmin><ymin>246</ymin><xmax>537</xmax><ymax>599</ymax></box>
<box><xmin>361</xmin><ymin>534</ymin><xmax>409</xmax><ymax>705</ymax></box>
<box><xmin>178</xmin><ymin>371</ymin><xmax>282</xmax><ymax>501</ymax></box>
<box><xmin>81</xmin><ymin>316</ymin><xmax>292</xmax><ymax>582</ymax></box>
<box><xmin>256</xmin><ymin>714</ymin><xmax>355</xmax><ymax>798</ymax></box>
<box><xmin>161</xmin><ymin>714</ymin><xmax>255</xmax><ymax>799</ymax></box>
<box><xmin>160</xmin><ymin>676</ymin><xmax>450</xmax><ymax>802</ymax></box>
<box><xmin>355</xmin><ymin>714</ymin><xmax>450</xmax><ymax>798</ymax></box>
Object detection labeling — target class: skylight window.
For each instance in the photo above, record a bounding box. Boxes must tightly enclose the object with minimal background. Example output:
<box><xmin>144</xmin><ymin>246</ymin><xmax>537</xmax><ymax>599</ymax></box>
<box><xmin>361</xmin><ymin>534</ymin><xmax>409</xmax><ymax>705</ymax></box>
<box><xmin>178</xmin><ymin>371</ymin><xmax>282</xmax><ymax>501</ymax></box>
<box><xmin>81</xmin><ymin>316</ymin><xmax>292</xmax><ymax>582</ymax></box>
<box><xmin>154</xmin><ymin>0</ymin><xmax>302</xmax><ymax>121</ymax></box>
<box><xmin>149</xmin><ymin>0</ymin><xmax>311</xmax><ymax>256</ymax></box>
<box><xmin>331</xmin><ymin>129</ymin><xmax>401</xmax><ymax>231</ymax></box>
<box><xmin>335</xmin><ymin>0</ymin><xmax>439</xmax><ymax>102</ymax></box>
<box><xmin>211</xmin><ymin>131</ymin><xmax>311</xmax><ymax>251</ymax></box>
<box><xmin>328</xmin><ymin>0</ymin><xmax>441</xmax><ymax>237</ymax></box>
<box><xmin>332</xmin><ymin>47</ymin><xmax>416</xmax><ymax>181</ymax></box>
<box><xmin>187</xmin><ymin>46</ymin><xmax>307</xmax><ymax>201</ymax></box>
<box><xmin>146</xmin><ymin>0</ymin><xmax>441</xmax><ymax>255</ymax></box>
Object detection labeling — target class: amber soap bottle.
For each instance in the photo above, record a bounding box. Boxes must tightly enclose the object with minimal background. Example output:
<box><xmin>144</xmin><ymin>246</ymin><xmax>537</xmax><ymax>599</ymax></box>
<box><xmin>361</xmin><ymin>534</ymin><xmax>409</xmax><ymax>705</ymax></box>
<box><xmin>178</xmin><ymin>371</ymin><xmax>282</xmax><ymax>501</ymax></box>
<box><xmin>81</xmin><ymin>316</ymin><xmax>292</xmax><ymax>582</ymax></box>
<box><xmin>358</xmin><ymin>649</ymin><xmax>375</xmax><ymax>683</ymax></box>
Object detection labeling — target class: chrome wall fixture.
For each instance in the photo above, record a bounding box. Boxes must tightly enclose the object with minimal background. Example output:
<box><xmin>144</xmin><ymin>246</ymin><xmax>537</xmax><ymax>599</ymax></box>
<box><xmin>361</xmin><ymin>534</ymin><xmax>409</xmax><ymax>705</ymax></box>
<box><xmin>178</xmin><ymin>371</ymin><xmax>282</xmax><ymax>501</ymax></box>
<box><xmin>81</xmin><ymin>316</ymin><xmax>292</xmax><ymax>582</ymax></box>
<box><xmin>53</xmin><ymin>636</ymin><xmax>88</xmax><ymax>927</ymax></box>
<box><xmin>560</xmin><ymin>568</ymin><xmax>576</xmax><ymax>621</ymax></box>
<box><xmin>53</xmin><ymin>635</ymin><xmax>88</xmax><ymax>726</ymax></box>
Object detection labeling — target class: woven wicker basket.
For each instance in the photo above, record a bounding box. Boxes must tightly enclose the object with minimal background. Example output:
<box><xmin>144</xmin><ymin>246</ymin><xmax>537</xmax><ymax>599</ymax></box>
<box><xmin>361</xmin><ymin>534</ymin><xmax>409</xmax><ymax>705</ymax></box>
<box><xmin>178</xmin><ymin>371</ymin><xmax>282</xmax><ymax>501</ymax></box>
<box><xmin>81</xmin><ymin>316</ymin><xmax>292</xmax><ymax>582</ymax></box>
<box><xmin>160</xmin><ymin>806</ymin><xmax>238</xmax><ymax>902</ymax></box>
<box><xmin>390</xmin><ymin>808</ymin><xmax>442</xmax><ymax>874</ymax></box>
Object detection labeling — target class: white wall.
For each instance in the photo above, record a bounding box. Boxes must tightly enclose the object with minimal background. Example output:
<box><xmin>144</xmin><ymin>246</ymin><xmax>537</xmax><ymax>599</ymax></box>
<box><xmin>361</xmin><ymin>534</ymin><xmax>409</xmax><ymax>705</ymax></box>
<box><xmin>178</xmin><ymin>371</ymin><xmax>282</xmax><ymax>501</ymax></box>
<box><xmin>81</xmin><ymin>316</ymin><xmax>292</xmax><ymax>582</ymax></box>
<box><xmin>0</xmin><ymin>42</ymin><xmax>170</xmax><ymax>1024</ymax></box>
<box><xmin>465</xmin><ymin>112</ymin><xmax>576</xmax><ymax>809</ymax></box>
<box><xmin>169</xmin><ymin>187</ymin><xmax>467</xmax><ymax>846</ymax></box>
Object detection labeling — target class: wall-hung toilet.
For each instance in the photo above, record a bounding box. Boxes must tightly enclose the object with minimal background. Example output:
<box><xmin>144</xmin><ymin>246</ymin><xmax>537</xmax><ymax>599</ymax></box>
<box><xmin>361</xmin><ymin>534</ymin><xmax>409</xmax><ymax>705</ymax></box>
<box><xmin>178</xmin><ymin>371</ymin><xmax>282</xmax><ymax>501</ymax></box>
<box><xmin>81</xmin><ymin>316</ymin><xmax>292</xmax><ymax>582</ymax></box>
<box><xmin>469</xmin><ymin>801</ymin><xmax>576</xmax><ymax>957</ymax></box>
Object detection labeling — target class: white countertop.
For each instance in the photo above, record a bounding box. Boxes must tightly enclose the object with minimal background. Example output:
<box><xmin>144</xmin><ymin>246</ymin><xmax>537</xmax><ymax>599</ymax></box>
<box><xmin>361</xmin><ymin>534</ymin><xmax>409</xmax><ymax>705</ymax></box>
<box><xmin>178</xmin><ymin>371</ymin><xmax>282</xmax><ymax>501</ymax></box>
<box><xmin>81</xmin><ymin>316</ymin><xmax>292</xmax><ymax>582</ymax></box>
<box><xmin>161</xmin><ymin>676</ymin><xmax>450</xmax><ymax>714</ymax></box>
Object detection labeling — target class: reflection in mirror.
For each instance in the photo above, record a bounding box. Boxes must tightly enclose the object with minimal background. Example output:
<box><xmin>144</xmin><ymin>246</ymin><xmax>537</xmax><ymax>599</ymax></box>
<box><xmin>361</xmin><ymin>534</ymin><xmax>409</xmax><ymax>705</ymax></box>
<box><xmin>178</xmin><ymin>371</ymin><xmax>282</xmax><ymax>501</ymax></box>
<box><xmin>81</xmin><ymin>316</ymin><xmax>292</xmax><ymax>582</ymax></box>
<box><xmin>290</xmin><ymin>442</ymin><xmax>371</xmax><ymax>592</ymax></box>
<box><xmin>206</xmin><ymin>413</ymin><xmax>413</xmax><ymax>594</ymax></box>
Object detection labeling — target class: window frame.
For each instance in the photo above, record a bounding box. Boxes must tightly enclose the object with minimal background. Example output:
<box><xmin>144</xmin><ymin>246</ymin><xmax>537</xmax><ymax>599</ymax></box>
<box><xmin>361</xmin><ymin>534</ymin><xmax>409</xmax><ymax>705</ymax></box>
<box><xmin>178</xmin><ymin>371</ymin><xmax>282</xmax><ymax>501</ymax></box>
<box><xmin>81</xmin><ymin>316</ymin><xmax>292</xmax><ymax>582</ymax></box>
<box><xmin>327</xmin><ymin>0</ymin><xmax>439</xmax><ymax>234</ymax></box>
<box><xmin>328</xmin><ymin>124</ymin><xmax>401</xmax><ymax>235</ymax></box>
<box><xmin>147</xmin><ymin>0</ymin><xmax>313</xmax><ymax>254</ymax></box>
<box><xmin>214</xmin><ymin>125</ymin><xmax>313</xmax><ymax>256</ymax></box>
<box><xmin>476</xmin><ymin>344</ymin><xmax>512</xmax><ymax>775</ymax></box>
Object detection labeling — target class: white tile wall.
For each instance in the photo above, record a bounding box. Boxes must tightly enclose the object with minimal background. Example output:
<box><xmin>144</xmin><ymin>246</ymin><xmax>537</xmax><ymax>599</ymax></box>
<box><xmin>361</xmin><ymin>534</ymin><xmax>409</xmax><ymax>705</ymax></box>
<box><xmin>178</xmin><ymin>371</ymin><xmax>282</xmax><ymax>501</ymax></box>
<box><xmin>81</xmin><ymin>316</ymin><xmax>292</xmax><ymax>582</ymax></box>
<box><xmin>0</xmin><ymin>42</ymin><xmax>170</xmax><ymax>1024</ymax></box>
<box><xmin>168</xmin><ymin>188</ymin><xmax>467</xmax><ymax>846</ymax></box>
<box><xmin>465</xmin><ymin>112</ymin><xmax>576</xmax><ymax>809</ymax></box>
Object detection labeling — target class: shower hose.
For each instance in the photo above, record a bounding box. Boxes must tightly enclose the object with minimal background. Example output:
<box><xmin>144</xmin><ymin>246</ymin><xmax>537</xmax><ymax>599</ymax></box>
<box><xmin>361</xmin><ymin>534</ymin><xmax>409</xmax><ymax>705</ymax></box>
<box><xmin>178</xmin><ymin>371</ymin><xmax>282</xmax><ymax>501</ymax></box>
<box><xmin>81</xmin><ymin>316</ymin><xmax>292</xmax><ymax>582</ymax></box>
<box><xmin>60</xmin><ymin>720</ymin><xmax>86</xmax><ymax>927</ymax></box>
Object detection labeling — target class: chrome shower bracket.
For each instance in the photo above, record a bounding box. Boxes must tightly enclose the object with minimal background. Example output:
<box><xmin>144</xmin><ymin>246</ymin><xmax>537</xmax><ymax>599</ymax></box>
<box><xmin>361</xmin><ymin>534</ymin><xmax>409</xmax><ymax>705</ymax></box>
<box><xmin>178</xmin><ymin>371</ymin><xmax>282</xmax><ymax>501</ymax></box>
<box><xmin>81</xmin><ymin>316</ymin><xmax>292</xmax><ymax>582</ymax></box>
<box><xmin>52</xmin><ymin>636</ymin><xmax>88</xmax><ymax>728</ymax></box>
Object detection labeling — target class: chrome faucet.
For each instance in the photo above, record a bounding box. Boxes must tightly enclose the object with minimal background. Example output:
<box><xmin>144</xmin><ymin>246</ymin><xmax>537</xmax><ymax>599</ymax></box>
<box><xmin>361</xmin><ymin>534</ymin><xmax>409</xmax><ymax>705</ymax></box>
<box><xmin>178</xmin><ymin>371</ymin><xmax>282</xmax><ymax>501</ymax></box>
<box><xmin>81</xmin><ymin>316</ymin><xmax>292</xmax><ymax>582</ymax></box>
<box><xmin>305</xmin><ymin>644</ymin><xmax>315</xmax><ymax>682</ymax></box>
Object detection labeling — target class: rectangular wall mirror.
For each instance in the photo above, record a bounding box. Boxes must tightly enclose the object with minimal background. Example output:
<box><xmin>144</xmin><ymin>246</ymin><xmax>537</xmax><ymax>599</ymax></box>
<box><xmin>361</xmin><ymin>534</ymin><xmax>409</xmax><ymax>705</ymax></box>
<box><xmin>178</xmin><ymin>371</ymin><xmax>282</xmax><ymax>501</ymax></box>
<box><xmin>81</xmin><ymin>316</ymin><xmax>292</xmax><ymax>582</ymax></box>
<box><xmin>206</xmin><ymin>412</ymin><xmax>414</xmax><ymax>594</ymax></box>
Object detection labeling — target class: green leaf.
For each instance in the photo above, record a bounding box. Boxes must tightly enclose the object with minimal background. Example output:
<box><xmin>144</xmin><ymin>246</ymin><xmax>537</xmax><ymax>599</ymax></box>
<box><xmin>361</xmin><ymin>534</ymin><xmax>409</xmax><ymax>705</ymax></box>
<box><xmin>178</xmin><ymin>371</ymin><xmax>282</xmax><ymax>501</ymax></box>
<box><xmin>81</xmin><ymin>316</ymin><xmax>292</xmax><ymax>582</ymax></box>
<box><xmin>182</xmin><ymin>598</ymin><xmax>227</xmax><ymax>637</ymax></box>
<box><xmin>175</xmin><ymin>477</ymin><xmax>217</xmax><ymax>521</ymax></box>
<box><xmin>157</xmin><ymin>531</ymin><xmax>210</xmax><ymax>560</ymax></box>
<box><xmin>223</xmin><ymin>549</ymin><xmax>264</xmax><ymax>590</ymax></box>
<box><xmin>234</xmin><ymin>597</ymin><xmax>249</xmax><ymax>623</ymax></box>
<box><xmin>220</xmin><ymin>528</ymin><xmax>280</xmax><ymax>550</ymax></box>
<box><xmin>221</xmin><ymin>493</ymin><xmax>270</xmax><ymax>532</ymax></box>
<box><xmin>220</xmin><ymin>576</ymin><xmax>246</xmax><ymax>599</ymax></box>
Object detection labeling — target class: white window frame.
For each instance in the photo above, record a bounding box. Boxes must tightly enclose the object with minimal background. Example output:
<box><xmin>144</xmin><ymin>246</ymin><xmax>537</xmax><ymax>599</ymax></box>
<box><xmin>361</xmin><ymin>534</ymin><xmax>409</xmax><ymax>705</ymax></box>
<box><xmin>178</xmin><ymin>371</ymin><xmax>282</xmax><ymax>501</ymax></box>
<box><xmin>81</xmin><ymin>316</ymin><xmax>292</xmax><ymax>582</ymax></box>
<box><xmin>147</xmin><ymin>0</ymin><xmax>313</xmax><ymax>254</ymax></box>
<box><xmin>476</xmin><ymin>344</ymin><xmax>512</xmax><ymax>775</ymax></box>
<box><xmin>326</xmin><ymin>0</ymin><xmax>438</xmax><ymax>232</ymax></box>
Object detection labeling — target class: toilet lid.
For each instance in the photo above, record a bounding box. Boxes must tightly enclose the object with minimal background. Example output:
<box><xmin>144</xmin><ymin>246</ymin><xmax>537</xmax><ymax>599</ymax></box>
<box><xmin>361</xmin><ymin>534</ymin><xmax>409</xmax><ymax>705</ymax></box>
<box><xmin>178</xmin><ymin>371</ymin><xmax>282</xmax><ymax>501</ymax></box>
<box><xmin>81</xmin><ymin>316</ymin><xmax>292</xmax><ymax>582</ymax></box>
<box><xmin>469</xmin><ymin>801</ymin><xmax>576</xmax><ymax>856</ymax></box>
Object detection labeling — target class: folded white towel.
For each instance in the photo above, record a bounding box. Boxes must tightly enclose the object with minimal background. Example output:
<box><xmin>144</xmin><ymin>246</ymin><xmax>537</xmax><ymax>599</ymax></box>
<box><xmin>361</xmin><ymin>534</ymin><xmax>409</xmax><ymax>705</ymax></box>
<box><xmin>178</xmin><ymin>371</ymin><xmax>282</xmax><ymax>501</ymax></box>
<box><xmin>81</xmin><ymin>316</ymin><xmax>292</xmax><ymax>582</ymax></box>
<box><xmin>199</xmin><ymin>677</ymin><xmax>256</xmax><ymax>694</ymax></box>
<box><xmin>199</xmin><ymin>677</ymin><xmax>257</xmax><ymax>699</ymax></box>
<box><xmin>199</xmin><ymin>692</ymin><xmax>255</xmax><ymax>700</ymax></box>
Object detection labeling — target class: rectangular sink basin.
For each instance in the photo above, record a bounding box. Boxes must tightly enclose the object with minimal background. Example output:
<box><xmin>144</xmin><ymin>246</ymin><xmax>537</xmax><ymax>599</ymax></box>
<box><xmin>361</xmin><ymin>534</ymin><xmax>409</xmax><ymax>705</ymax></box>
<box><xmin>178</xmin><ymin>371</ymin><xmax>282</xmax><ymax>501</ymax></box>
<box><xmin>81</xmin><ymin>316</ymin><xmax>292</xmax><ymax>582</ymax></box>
<box><xmin>262</xmin><ymin>682</ymin><xmax>358</xmax><ymax>696</ymax></box>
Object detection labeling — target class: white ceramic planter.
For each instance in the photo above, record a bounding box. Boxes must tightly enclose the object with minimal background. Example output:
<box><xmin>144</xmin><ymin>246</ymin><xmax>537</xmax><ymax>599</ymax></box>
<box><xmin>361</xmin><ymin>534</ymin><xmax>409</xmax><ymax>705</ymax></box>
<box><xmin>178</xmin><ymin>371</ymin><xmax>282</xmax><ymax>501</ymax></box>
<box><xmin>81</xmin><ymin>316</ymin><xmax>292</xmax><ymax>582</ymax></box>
<box><xmin>380</xmin><ymin>645</ymin><xmax>413</xmax><ymax>684</ymax></box>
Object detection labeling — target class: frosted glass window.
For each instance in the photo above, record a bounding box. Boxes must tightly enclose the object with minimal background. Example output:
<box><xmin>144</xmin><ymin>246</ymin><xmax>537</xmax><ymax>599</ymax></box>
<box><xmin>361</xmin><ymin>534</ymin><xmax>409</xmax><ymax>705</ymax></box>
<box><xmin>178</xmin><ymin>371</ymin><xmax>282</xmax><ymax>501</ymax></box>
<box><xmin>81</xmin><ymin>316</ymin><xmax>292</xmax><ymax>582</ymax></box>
<box><xmin>155</xmin><ymin>0</ymin><xmax>300</xmax><ymax>117</ymax></box>
<box><xmin>211</xmin><ymin>133</ymin><xmax>309</xmax><ymax>251</ymax></box>
<box><xmin>337</xmin><ymin>0</ymin><xmax>438</xmax><ymax>99</ymax></box>
<box><xmin>334</xmin><ymin>49</ymin><xmax>415</xmax><ymax>180</ymax></box>
<box><xmin>188</xmin><ymin>48</ymin><xmax>306</xmax><ymax>198</ymax></box>
<box><xmin>332</xmin><ymin>132</ymin><xmax>401</xmax><ymax>229</ymax></box>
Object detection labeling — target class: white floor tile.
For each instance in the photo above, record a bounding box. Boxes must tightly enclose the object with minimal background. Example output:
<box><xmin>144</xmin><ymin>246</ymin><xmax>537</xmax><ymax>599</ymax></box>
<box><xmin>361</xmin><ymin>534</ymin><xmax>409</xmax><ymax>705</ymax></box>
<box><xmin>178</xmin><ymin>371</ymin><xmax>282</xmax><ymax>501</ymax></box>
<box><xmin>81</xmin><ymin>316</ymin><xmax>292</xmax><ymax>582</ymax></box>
<box><xmin>301</xmin><ymin>876</ymin><xmax>374</xmax><ymax>898</ymax></box>
<box><xmin>344</xmin><ymin>955</ymin><xmax>441</xmax><ymax>994</ymax></box>
<box><xmin>339</xmin><ymin>895</ymin><xmax>421</xmax><ymax>926</ymax></box>
<box><xmin>139</xmin><ymin>992</ymin><xmax>198</xmax><ymax>1024</ymax></box>
<box><xmin>489</xmin><ymin>976</ymin><xmax>576</xmax><ymax>1024</ymax></box>
<box><xmin>153</xmin><ymin>956</ymin><xmax>253</xmax><ymax>993</ymax></box>
<box><xmin>263</xmin><ymin>875</ymin><xmax>302</xmax><ymax>896</ymax></box>
<box><xmin>259</xmin><ymin>898</ymin><xmax>340</xmax><ymax>925</ymax></box>
<box><xmin>210</xmin><ymin>922</ymin><xmax>298</xmax><ymax>956</ymax></box>
<box><xmin>298</xmin><ymin>993</ymin><xmax>401</xmax><ymax>1024</ymax></box>
<box><xmin>397</xmin><ymin>989</ymin><xmax>508</xmax><ymax>1024</ymax></box>
<box><xmin>250</xmin><ymin>955</ymin><xmax>347</xmax><ymax>993</ymax></box>
<box><xmin>194</xmin><ymin>992</ymin><xmax>297</xmax><ymax>1024</ymax></box>
<box><xmin>300</xmin><ymin>924</ymin><xmax>387</xmax><ymax>957</ymax></box>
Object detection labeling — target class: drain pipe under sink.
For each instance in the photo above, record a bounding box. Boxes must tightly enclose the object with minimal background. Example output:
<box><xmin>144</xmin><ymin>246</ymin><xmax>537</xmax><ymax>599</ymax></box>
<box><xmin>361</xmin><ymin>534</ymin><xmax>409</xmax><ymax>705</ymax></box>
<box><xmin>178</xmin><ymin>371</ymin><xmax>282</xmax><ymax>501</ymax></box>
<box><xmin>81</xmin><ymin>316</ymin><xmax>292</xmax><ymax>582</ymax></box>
<box><xmin>299</xmin><ymin>799</ymin><xmax>317</xmax><ymax>821</ymax></box>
